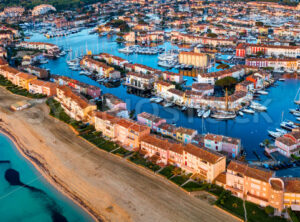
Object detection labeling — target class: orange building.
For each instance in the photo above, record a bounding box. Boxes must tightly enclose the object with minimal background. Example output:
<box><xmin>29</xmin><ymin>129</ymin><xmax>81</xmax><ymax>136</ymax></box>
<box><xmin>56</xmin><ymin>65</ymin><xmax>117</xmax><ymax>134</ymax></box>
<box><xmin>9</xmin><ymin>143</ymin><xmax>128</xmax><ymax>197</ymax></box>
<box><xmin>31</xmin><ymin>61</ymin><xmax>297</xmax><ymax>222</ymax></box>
<box><xmin>115</xmin><ymin>118</ymin><xmax>150</xmax><ymax>151</ymax></box>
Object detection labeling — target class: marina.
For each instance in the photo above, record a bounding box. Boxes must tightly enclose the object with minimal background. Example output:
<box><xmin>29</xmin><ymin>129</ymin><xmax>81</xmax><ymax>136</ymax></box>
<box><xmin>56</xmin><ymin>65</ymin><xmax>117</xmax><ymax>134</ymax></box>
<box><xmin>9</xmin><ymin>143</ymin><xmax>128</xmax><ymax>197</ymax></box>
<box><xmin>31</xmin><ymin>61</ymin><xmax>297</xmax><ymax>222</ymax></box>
<box><xmin>27</xmin><ymin>29</ymin><xmax>300</xmax><ymax>163</ymax></box>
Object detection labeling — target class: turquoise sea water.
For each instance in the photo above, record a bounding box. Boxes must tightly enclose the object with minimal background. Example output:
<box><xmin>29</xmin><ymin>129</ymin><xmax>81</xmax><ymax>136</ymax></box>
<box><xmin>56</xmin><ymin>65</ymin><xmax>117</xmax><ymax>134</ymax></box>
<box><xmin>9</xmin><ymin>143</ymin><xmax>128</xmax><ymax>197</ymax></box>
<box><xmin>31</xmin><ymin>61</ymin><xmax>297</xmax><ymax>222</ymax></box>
<box><xmin>0</xmin><ymin>133</ymin><xmax>94</xmax><ymax>222</ymax></box>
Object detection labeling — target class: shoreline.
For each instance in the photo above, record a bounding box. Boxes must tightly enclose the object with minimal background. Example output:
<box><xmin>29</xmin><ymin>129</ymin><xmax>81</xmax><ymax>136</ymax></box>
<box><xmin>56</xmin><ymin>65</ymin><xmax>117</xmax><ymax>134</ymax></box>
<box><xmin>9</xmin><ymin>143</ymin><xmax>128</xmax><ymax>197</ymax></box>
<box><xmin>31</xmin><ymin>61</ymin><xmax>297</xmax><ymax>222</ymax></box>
<box><xmin>0</xmin><ymin>86</ymin><xmax>238</xmax><ymax>222</ymax></box>
<box><xmin>0</xmin><ymin>125</ymin><xmax>102</xmax><ymax>222</ymax></box>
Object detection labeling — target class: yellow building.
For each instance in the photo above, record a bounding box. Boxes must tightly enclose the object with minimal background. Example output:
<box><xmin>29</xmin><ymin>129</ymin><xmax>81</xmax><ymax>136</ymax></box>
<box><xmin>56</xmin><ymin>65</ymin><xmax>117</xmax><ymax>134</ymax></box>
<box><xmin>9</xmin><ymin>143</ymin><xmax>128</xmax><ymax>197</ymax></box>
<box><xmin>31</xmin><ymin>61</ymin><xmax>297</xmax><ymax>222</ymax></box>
<box><xmin>283</xmin><ymin>179</ymin><xmax>300</xmax><ymax>210</ymax></box>
<box><xmin>154</xmin><ymin>80</ymin><xmax>175</xmax><ymax>96</ymax></box>
<box><xmin>179</xmin><ymin>51</ymin><xmax>209</xmax><ymax>68</ymax></box>
<box><xmin>15</xmin><ymin>72</ymin><xmax>37</xmax><ymax>90</ymax></box>
<box><xmin>55</xmin><ymin>85</ymin><xmax>97</xmax><ymax>122</ymax></box>
<box><xmin>94</xmin><ymin>111</ymin><xmax>120</xmax><ymax>139</ymax></box>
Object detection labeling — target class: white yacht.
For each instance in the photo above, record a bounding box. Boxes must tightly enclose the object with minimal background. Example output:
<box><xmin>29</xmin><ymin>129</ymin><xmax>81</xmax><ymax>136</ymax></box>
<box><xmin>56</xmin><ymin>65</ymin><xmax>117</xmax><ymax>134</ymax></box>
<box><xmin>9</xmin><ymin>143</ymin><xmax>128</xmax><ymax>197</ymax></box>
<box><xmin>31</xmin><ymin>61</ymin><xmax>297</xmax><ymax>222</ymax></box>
<box><xmin>118</xmin><ymin>47</ymin><xmax>133</xmax><ymax>54</ymax></box>
<box><xmin>202</xmin><ymin>110</ymin><xmax>211</xmax><ymax>118</ymax></box>
<box><xmin>250</xmin><ymin>102</ymin><xmax>267</xmax><ymax>111</ymax></box>
<box><xmin>243</xmin><ymin>108</ymin><xmax>255</xmax><ymax>114</ymax></box>
<box><xmin>268</xmin><ymin>130</ymin><xmax>282</xmax><ymax>138</ymax></box>
<box><xmin>257</xmin><ymin>90</ymin><xmax>268</xmax><ymax>95</ymax></box>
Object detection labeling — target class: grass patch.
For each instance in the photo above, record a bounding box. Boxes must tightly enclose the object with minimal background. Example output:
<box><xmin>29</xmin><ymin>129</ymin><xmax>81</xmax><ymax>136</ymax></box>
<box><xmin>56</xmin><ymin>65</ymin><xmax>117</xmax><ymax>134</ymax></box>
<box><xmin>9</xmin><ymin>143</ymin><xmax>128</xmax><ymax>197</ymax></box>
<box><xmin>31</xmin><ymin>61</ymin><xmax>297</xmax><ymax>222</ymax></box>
<box><xmin>112</xmin><ymin>147</ymin><xmax>133</xmax><ymax>157</ymax></box>
<box><xmin>246</xmin><ymin>202</ymin><xmax>287</xmax><ymax>222</ymax></box>
<box><xmin>288</xmin><ymin>208</ymin><xmax>300</xmax><ymax>222</ymax></box>
<box><xmin>159</xmin><ymin>165</ymin><xmax>176</xmax><ymax>178</ymax></box>
<box><xmin>182</xmin><ymin>181</ymin><xmax>204</xmax><ymax>191</ymax></box>
<box><xmin>80</xmin><ymin>131</ymin><xmax>117</xmax><ymax>152</ymax></box>
<box><xmin>170</xmin><ymin>174</ymin><xmax>191</xmax><ymax>186</ymax></box>
<box><xmin>129</xmin><ymin>152</ymin><xmax>161</xmax><ymax>172</ymax></box>
<box><xmin>0</xmin><ymin>76</ymin><xmax>45</xmax><ymax>98</ymax></box>
<box><xmin>216</xmin><ymin>193</ymin><xmax>245</xmax><ymax>219</ymax></box>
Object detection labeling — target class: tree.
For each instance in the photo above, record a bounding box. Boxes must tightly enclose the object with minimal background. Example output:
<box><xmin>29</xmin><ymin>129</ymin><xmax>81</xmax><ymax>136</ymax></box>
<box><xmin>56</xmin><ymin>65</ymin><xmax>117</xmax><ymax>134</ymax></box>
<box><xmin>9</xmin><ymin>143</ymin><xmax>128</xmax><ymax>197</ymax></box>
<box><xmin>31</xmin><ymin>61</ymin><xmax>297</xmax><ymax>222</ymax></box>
<box><xmin>216</xmin><ymin>64</ymin><xmax>230</xmax><ymax>70</ymax></box>
<box><xmin>256</xmin><ymin>51</ymin><xmax>265</xmax><ymax>57</ymax></box>
<box><xmin>255</xmin><ymin>21</ymin><xmax>264</xmax><ymax>26</ymax></box>
<box><xmin>207</xmin><ymin>33</ymin><xmax>218</xmax><ymax>38</ymax></box>
<box><xmin>171</xmin><ymin>167</ymin><xmax>182</xmax><ymax>176</ymax></box>
<box><xmin>263</xmin><ymin>139</ymin><xmax>270</xmax><ymax>147</ymax></box>
<box><xmin>215</xmin><ymin>77</ymin><xmax>238</xmax><ymax>90</ymax></box>
<box><xmin>264</xmin><ymin>206</ymin><xmax>274</xmax><ymax>215</ymax></box>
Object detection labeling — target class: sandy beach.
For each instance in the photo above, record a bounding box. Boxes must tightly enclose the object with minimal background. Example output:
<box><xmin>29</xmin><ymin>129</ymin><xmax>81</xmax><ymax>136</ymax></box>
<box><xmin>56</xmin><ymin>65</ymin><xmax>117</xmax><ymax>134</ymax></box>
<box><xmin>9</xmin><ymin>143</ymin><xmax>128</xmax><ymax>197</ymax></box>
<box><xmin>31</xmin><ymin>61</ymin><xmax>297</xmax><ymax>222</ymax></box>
<box><xmin>0</xmin><ymin>87</ymin><xmax>239</xmax><ymax>222</ymax></box>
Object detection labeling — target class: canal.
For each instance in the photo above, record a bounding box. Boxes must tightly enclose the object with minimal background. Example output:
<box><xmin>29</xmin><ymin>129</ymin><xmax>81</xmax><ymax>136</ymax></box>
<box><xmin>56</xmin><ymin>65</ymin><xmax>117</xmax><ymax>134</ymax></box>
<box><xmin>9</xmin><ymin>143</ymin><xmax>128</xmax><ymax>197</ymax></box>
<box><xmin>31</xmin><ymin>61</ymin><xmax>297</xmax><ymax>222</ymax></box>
<box><xmin>27</xmin><ymin>28</ymin><xmax>300</xmax><ymax>163</ymax></box>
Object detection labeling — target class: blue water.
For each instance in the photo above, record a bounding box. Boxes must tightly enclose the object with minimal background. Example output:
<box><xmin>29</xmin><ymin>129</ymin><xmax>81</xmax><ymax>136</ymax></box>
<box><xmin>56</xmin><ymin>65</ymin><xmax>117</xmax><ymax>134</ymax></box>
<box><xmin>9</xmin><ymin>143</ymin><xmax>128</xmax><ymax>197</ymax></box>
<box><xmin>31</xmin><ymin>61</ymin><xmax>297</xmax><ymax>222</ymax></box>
<box><xmin>27</xmin><ymin>29</ymin><xmax>300</xmax><ymax>162</ymax></box>
<box><xmin>0</xmin><ymin>134</ymin><xmax>94</xmax><ymax>222</ymax></box>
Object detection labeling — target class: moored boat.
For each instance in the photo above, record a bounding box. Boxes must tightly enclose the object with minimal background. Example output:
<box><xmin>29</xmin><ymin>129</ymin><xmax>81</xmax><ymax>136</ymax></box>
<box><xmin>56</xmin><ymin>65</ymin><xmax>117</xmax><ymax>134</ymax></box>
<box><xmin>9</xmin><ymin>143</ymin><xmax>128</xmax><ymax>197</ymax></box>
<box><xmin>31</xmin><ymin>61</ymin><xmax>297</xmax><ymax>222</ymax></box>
<box><xmin>211</xmin><ymin>111</ymin><xmax>236</xmax><ymax>120</ymax></box>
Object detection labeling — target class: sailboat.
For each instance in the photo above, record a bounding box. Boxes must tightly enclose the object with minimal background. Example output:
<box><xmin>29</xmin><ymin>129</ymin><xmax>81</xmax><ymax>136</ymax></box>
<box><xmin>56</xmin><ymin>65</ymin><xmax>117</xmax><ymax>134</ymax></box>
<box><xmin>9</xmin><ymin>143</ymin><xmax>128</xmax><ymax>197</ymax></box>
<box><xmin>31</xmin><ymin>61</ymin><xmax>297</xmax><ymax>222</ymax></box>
<box><xmin>294</xmin><ymin>88</ymin><xmax>300</xmax><ymax>105</ymax></box>
<box><xmin>211</xmin><ymin>89</ymin><xmax>236</xmax><ymax>120</ymax></box>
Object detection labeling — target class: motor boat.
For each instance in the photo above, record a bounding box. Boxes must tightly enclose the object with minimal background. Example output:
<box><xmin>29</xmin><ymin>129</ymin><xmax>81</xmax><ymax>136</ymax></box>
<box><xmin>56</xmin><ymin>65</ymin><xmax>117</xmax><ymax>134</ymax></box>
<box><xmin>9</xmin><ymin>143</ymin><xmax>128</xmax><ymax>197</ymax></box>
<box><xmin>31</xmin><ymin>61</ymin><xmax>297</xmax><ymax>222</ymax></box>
<box><xmin>257</xmin><ymin>90</ymin><xmax>268</xmax><ymax>95</ymax></box>
<box><xmin>202</xmin><ymin>110</ymin><xmax>211</xmax><ymax>118</ymax></box>
<box><xmin>243</xmin><ymin>108</ymin><xmax>255</xmax><ymax>114</ymax></box>
<box><xmin>276</xmin><ymin>128</ymin><xmax>287</xmax><ymax>135</ymax></box>
<box><xmin>250</xmin><ymin>102</ymin><xmax>267</xmax><ymax>111</ymax></box>
<box><xmin>280</xmin><ymin>121</ymin><xmax>297</xmax><ymax>131</ymax></box>
<box><xmin>197</xmin><ymin>109</ymin><xmax>205</xmax><ymax>117</ymax></box>
<box><xmin>164</xmin><ymin>102</ymin><xmax>173</xmax><ymax>108</ymax></box>
<box><xmin>118</xmin><ymin>47</ymin><xmax>133</xmax><ymax>54</ymax></box>
<box><xmin>238</xmin><ymin>111</ymin><xmax>244</xmax><ymax>116</ymax></box>
<box><xmin>268</xmin><ymin>130</ymin><xmax>282</xmax><ymax>138</ymax></box>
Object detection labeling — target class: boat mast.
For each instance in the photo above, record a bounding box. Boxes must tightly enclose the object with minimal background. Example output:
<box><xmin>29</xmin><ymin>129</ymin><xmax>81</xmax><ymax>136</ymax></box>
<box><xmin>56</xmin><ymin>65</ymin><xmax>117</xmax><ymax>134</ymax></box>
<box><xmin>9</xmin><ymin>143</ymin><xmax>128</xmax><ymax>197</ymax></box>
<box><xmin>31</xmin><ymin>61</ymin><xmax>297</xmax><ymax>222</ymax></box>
<box><xmin>225</xmin><ymin>88</ymin><xmax>228</xmax><ymax>111</ymax></box>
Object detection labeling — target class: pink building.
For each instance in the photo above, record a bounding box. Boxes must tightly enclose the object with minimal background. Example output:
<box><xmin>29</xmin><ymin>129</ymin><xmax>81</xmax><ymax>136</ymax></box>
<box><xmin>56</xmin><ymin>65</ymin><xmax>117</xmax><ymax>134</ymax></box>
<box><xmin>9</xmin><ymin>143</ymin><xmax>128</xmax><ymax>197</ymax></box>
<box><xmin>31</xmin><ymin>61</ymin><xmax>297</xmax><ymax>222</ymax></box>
<box><xmin>103</xmin><ymin>93</ymin><xmax>127</xmax><ymax>110</ymax></box>
<box><xmin>137</xmin><ymin>112</ymin><xmax>166</xmax><ymax>131</ymax></box>
<box><xmin>273</xmin><ymin>131</ymin><xmax>300</xmax><ymax>157</ymax></box>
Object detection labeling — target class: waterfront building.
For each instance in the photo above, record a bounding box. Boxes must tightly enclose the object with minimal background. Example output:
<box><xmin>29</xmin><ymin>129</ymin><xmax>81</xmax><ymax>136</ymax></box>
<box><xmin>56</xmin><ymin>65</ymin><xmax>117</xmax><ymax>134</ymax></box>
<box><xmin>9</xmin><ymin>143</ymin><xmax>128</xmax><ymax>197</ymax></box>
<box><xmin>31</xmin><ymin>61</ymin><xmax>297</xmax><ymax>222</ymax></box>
<box><xmin>225</xmin><ymin>161</ymin><xmax>284</xmax><ymax>212</ymax></box>
<box><xmin>235</xmin><ymin>80</ymin><xmax>254</xmax><ymax>93</ymax></box>
<box><xmin>197</xmin><ymin>65</ymin><xmax>247</xmax><ymax>85</ymax></box>
<box><xmin>175</xmin><ymin>127</ymin><xmax>197</xmax><ymax>144</ymax></box>
<box><xmin>265</xmin><ymin>131</ymin><xmax>300</xmax><ymax>158</ymax></box>
<box><xmin>154</xmin><ymin>80</ymin><xmax>175</xmax><ymax>97</ymax></box>
<box><xmin>236</xmin><ymin>43</ymin><xmax>300</xmax><ymax>58</ymax></box>
<box><xmin>140</xmin><ymin>134</ymin><xmax>170</xmax><ymax>165</ymax></box>
<box><xmin>123</xmin><ymin>32</ymin><xmax>135</xmax><ymax>42</ymax></box>
<box><xmin>51</xmin><ymin>75</ymin><xmax>101</xmax><ymax>99</ymax></box>
<box><xmin>133</xmin><ymin>64</ymin><xmax>158</xmax><ymax>75</ymax></box>
<box><xmin>192</xmin><ymin>83</ymin><xmax>214</xmax><ymax>95</ymax></box>
<box><xmin>14</xmin><ymin>73</ymin><xmax>37</xmax><ymax>90</ymax></box>
<box><xmin>28</xmin><ymin>79</ymin><xmax>57</xmax><ymax>96</ymax></box>
<box><xmin>182</xmin><ymin>144</ymin><xmax>226</xmax><ymax>183</ymax></box>
<box><xmin>137</xmin><ymin>112</ymin><xmax>167</xmax><ymax>131</ymax></box>
<box><xmin>245</xmin><ymin>72</ymin><xmax>272</xmax><ymax>89</ymax></box>
<box><xmin>125</xmin><ymin>72</ymin><xmax>155</xmax><ymax>91</ymax></box>
<box><xmin>246</xmin><ymin>58</ymin><xmax>300</xmax><ymax>72</ymax></box>
<box><xmin>20</xmin><ymin>65</ymin><xmax>49</xmax><ymax>79</ymax></box>
<box><xmin>95</xmin><ymin>53</ymin><xmax>129</xmax><ymax>67</ymax></box>
<box><xmin>166</xmin><ymin>88</ymin><xmax>185</xmax><ymax>105</ymax></box>
<box><xmin>17</xmin><ymin>42</ymin><xmax>60</xmax><ymax>54</ymax></box>
<box><xmin>0</xmin><ymin>65</ymin><xmax>19</xmax><ymax>82</ymax></box>
<box><xmin>55</xmin><ymin>86</ymin><xmax>97</xmax><ymax>122</ymax></box>
<box><xmin>171</xmin><ymin>32</ymin><xmax>235</xmax><ymax>47</ymax></box>
<box><xmin>283</xmin><ymin>178</ymin><xmax>300</xmax><ymax>211</ymax></box>
<box><xmin>102</xmin><ymin>93</ymin><xmax>127</xmax><ymax>111</ymax></box>
<box><xmin>179</xmin><ymin>51</ymin><xmax>209</xmax><ymax>68</ymax></box>
<box><xmin>162</xmin><ymin>71</ymin><xmax>183</xmax><ymax>83</ymax></box>
<box><xmin>204</xmin><ymin>133</ymin><xmax>241</xmax><ymax>158</ymax></box>
<box><xmin>94</xmin><ymin>111</ymin><xmax>120</xmax><ymax>139</ymax></box>
<box><xmin>156</xmin><ymin>123</ymin><xmax>177</xmax><ymax>138</ymax></box>
<box><xmin>80</xmin><ymin>56</ymin><xmax>114</xmax><ymax>77</ymax></box>
<box><xmin>140</xmin><ymin>134</ymin><xmax>226</xmax><ymax>182</ymax></box>
<box><xmin>115</xmin><ymin>118</ymin><xmax>150</xmax><ymax>151</ymax></box>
